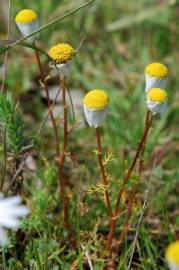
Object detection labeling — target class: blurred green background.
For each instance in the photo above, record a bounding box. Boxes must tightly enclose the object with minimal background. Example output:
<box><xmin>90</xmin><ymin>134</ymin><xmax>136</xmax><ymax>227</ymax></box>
<box><xmin>0</xmin><ymin>0</ymin><xmax>179</xmax><ymax>269</ymax></box>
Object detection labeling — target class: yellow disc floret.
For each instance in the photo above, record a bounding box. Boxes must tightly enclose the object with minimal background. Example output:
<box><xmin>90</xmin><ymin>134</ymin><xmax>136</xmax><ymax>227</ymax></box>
<box><xmin>166</xmin><ymin>241</ymin><xmax>179</xmax><ymax>265</ymax></box>
<box><xmin>147</xmin><ymin>88</ymin><xmax>167</xmax><ymax>102</ymax></box>
<box><xmin>48</xmin><ymin>43</ymin><xmax>74</xmax><ymax>64</ymax></box>
<box><xmin>15</xmin><ymin>9</ymin><xmax>37</xmax><ymax>23</ymax></box>
<box><xmin>145</xmin><ymin>63</ymin><xmax>168</xmax><ymax>78</ymax></box>
<box><xmin>83</xmin><ymin>89</ymin><xmax>109</xmax><ymax>110</ymax></box>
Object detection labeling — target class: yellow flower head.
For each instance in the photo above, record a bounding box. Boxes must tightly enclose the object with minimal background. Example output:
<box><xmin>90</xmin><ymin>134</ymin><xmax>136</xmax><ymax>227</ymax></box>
<box><xmin>166</xmin><ymin>241</ymin><xmax>179</xmax><ymax>265</ymax></box>
<box><xmin>145</xmin><ymin>63</ymin><xmax>168</xmax><ymax>79</ymax></box>
<box><xmin>48</xmin><ymin>43</ymin><xmax>74</xmax><ymax>64</ymax></box>
<box><xmin>15</xmin><ymin>9</ymin><xmax>37</xmax><ymax>23</ymax></box>
<box><xmin>83</xmin><ymin>89</ymin><xmax>109</xmax><ymax>110</ymax></box>
<box><xmin>147</xmin><ymin>88</ymin><xmax>167</xmax><ymax>102</ymax></box>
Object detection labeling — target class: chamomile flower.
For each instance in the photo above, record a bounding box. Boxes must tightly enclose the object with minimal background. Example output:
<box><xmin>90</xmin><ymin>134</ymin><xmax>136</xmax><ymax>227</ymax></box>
<box><xmin>0</xmin><ymin>194</ymin><xmax>29</xmax><ymax>245</ymax></box>
<box><xmin>48</xmin><ymin>43</ymin><xmax>74</xmax><ymax>78</ymax></box>
<box><xmin>83</xmin><ymin>89</ymin><xmax>109</xmax><ymax>128</ymax></box>
<box><xmin>15</xmin><ymin>9</ymin><xmax>39</xmax><ymax>43</ymax></box>
<box><xmin>145</xmin><ymin>63</ymin><xmax>168</xmax><ymax>92</ymax></box>
<box><xmin>166</xmin><ymin>241</ymin><xmax>179</xmax><ymax>270</ymax></box>
<box><xmin>146</xmin><ymin>88</ymin><xmax>167</xmax><ymax>116</ymax></box>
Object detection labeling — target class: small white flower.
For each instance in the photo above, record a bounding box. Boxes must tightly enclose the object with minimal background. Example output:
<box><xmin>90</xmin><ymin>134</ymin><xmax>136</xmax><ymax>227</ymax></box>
<box><xmin>83</xmin><ymin>89</ymin><xmax>109</xmax><ymax>128</ymax></box>
<box><xmin>145</xmin><ymin>73</ymin><xmax>168</xmax><ymax>92</ymax></box>
<box><xmin>145</xmin><ymin>63</ymin><xmax>168</xmax><ymax>92</ymax></box>
<box><xmin>16</xmin><ymin>21</ymin><xmax>39</xmax><ymax>43</ymax></box>
<box><xmin>146</xmin><ymin>88</ymin><xmax>167</xmax><ymax>116</ymax></box>
<box><xmin>84</xmin><ymin>105</ymin><xmax>108</xmax><ymax>128</ymax></box>
<box><xmin>49</xmin><ymin>60</ymin><xmax>73</xmax><ymax>79</ymax></box>
<box><xmin>146</xmin><ymin>99</ymin><xmax>167</xmax><ymax>116</ymax></box>
<box><xmin>0</xmin><ymin>194</ymin><xmax>29</xmax><ymax>245</ymax></box>
<box><xmin>48</xmin><ymin>44</ymin><xmax>74</xmax><ymax>79</ymax></box>
<box><xmin>15</xmin><ymin>9</ymin><xmax>39</xmax><ymax>43</ymax></box>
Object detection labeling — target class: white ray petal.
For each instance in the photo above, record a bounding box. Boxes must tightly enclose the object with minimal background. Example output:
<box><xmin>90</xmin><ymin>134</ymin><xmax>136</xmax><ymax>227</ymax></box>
<box><xmin>0</xmin><ymin>196</ymin><xmax>22</xmax><ymax>207</ymax></box>
<box><xmin>1</xmin><ymin>206</ymin><xmax>30</xmax><ymax>217</ymax></box>
<box><xmin>0</xmin><ymin>215</ymin><xmax>20</xmax><ymax>229</ymax></box>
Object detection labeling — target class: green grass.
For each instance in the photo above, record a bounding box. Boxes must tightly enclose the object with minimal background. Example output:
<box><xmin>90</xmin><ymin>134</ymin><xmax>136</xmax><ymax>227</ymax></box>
<box><xmin>0</xmin><ymin>0</ymin><xmax>178</xmax><ymax>269</ymax></box>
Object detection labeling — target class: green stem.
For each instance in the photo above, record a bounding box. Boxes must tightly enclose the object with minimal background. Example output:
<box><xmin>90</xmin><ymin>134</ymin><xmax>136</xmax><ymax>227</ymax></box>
<box><xmin>2</xmin><ymin>247</ymin><xmax>7</xmax><ymax>270</ymax></box>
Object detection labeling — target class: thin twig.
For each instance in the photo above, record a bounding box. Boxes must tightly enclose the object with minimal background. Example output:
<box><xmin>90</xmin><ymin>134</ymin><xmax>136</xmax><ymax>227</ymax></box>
<box><xmin>34</xmin><ymin>46</ymin><xmax>60</xmax><ymax>156</ymax></box>
<box><xmin>1</xmin><ymin>0</ymin><xmax>11</xmax><ymax>93</ymax></box>
<box><xmin>0</xmin><ymin>0</ymin><xmax>95</xmax><ymax>55</ymax></box>
<box><xmin>127</xmin><ymin>151</ymin><xmax>159</xmax><ymax>269</ymax></box>
<box><xmin>58</xmin><ymin>77</ymin><xmax>69</xmax><ymax>229</ymax></box>
<box><xmin>65</xmin><ymin>81</ymin><xmax>76</xmax><ymax>123</ymax></box>
<box><xmin>34</xmin><ymin>87</ymin><xmax>61</xmax><ymax>140</ymax></box>
<box><xmin>74</xmin><ymin>37</ymin><xmax>87</xmax><ymax>56</ymax></box>
<box><xmin>81</xmin><ymin>244</ymin><xmax>94</xmax><ymax>270</ymax></box>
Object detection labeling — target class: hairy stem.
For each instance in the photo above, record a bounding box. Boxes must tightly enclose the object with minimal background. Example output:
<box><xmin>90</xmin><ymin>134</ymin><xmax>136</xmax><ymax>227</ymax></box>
<box><xmin>95</xmin><ymin>128</ymin><xmax>113</xmax><ymax>217</ymax></box>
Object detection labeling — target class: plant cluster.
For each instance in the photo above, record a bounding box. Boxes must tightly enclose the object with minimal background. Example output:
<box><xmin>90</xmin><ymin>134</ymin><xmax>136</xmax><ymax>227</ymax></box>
<box><xmin>0</xmin><ymin>2</ymin><xmax>178</xmax><ymax>270</ymax></box>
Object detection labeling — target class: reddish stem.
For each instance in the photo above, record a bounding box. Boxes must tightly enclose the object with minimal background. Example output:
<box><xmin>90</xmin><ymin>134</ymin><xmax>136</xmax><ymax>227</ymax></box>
<box><xmin>95</xmin><ymin>128</ymin><xmax>113</xmax><ymax>217</ymax></box>
<box><xmin>115</xmin><ymin>115</ymin><xmax>152</xmax><ymax>214</ymax></box>
<box><xmin>58</xmin><ymin>77</ymin><xmax>69</xmax><ymax>230</ymax></box>
<box><xmin>35</xmin><ymin>49</ymin><xmax>69</xmax><ymax>229</ymax></box>
<box><xmin>106</xmin><ymin>216</ymin><xmax>116</xmax><ymax>250</ymax></box>
<box><xmin>34</xmin><ymin>50</ymin><xmax>60</xmax><ymax>156</ymax></box>
<box><xmin>106</xmin><ymin>115</ymin><xmax>152</xmax><ymax>250</ymax></box>
<box><xmin>117</xmin><ymin>186</ymin><xmax>138</xmax><ymax>254</ymax></box>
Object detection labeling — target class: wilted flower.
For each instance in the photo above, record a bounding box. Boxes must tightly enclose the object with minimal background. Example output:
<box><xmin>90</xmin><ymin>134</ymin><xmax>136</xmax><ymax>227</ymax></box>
<box><xmin>48</xmin><ymin>43</ymin><xmax>74</xmax><ymax>78</ymax></box>
<box><xmin>166</xmin><ymin>241</ymin><xmax>179</xmax><ymax>270</ymax></box>
<box><xmin>83</xmin><ymin>89</ymin><xmax>109</xmax><ymax>128</ymax></box>
<box><xmin>15</xmin><ymin>9</ymin><xmax>39</xmax><ymax>43</ymax></box>
<box><xmin>0</xmin><ymin>194</ymin><xmax>29</xmax><ymax>245</ymax></box>
<box><xmin>145</xmin><ymin>62</ymin><xmax>168</xmax><ymax>92</ymax></box>
<box><xmin>146</xmin><ymin>88</ymin><xmax>167</xmax><ymax>116</ymax></box>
